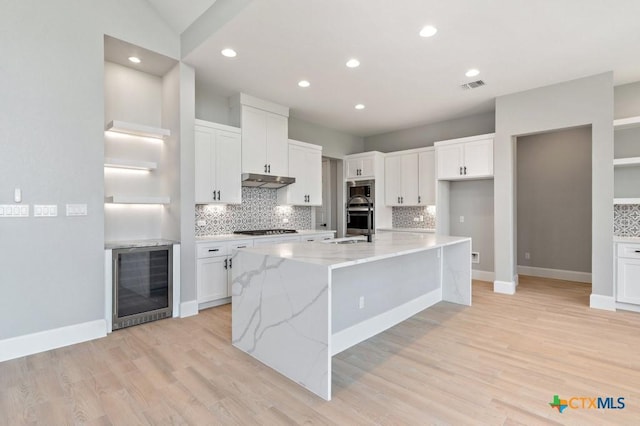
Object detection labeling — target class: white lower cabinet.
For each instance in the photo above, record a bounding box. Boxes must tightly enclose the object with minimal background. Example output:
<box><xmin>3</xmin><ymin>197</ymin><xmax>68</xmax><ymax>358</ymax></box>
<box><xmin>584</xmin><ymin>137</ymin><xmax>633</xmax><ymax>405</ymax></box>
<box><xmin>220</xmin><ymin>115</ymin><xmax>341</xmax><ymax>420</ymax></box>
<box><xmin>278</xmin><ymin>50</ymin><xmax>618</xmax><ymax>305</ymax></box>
<box><xmin>300</xmin><ymin>232</ymin><xmax>334</xmax><ymax>242</ymax></box>
<box><xmin>196</xmin><ymin>240</ymin><xmax>253</xmax><ymax>309</ymax></box>
<box><xmin>616</xmin><ymin>243</ymin><xmax>640</xmax><ymax>305</ymax></box>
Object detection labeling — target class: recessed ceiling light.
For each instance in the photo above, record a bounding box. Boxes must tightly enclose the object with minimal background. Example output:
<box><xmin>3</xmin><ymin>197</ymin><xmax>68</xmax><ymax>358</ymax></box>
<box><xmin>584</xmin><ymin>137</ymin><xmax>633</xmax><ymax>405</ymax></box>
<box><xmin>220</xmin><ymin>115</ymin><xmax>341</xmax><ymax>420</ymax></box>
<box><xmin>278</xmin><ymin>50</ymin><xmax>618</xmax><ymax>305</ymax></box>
<box><xmin>221</xmin><ymin>48</ymin><xmax>237</xmax><ymax>58</ymax></box>
<box><xmin>419</xmin><ymin>25</ymin><xmax>438</xmax><ymax>38</ymax></box>
<box><xmin>346</xmin><ymin>58</ymin><xmax>360</xmax><ymax>68</ymax></box>
<box><xmin>355</xmin><ymin>104</ymin><xmax>365</xmax><ymax>110</ymax></box>
<box><xmin>128</xmin><ymin>56</ymin><xmax>141</xmax><ymax>64</ymax></box>
<box><xmin>298</xmin><ymin>80</ymin><xmax>310</xmax><ymax>88</ymax></box>
<box><xmin>465</xmin><ymin>68</ymin><xmax>480</xmax><ymax>77</ymax></box>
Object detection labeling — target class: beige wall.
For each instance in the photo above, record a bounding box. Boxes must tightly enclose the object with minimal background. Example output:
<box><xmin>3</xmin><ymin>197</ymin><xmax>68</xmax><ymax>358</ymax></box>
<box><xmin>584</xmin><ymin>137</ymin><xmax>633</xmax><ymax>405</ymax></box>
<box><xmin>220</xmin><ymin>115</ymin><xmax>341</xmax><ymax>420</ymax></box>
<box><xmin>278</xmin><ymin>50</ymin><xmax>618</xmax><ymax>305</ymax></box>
<box><xmin>517</xmin><ymin>127</ymin><xmax>592</xmax><ymax>273</ymax></box>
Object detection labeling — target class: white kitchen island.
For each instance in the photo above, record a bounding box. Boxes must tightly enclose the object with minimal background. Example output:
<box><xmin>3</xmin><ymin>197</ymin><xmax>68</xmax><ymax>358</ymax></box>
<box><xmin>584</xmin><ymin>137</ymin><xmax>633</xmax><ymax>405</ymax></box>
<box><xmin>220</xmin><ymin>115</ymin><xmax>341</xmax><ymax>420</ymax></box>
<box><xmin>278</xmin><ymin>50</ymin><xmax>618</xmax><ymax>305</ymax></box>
<box><xmin>231</xmin><ymin>231</ymin><xmax>471</xmax><ymax>400</ymax></box>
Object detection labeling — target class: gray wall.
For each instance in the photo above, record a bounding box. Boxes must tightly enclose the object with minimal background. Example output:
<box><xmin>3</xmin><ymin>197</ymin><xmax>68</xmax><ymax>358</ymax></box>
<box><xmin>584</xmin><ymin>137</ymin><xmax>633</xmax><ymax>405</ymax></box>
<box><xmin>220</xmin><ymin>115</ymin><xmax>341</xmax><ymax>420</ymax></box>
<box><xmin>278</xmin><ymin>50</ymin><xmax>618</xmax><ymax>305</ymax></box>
<box><xmin>494</xmin><ymin>73</ymin><xmax>613</xmax><ymax>297</ymax></box>
<box><xmin>0</xmin><ymin>0</ymin><xmax>179</xmax><ymax>340</ymax></box>
<box><xmin>195</xmin><ymin>80</ymin><xmax>231</xmax><ymax>124</ymax></box>
<box><xmin>517</xmin><ymin>127</ymin><xmax>592</xmax><ymax>273</ymax></box>
<box><xmin>614</xmin><ymin>81</ymin><xmax>640</xmax><ymax>119</ymax></box>
<box><xmin>363</xmin><ymin>111</ymin><xmax>495</xmax><ymax>152</ymax></box>
<box><xmin>288</xmin><ymin>117</ymin><xmax>364</xmax><ymax>159</ymax></box>
<box><xmin>449</xmin><ymin>180</ymin><xmax>494</xmax><ymax>272</ymax></box>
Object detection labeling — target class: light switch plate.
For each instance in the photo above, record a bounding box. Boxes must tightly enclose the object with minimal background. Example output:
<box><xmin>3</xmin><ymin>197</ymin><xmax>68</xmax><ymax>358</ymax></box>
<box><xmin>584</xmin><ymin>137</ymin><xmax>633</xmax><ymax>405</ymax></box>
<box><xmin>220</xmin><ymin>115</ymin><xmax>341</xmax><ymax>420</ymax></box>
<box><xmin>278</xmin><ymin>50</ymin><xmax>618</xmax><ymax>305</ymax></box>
<box><xmin>0</xmin><ymin>204</ymin><xmax>29</xmax><ymax>217</ymax></box>
<box><xmin>34</xmin><ymin>205</ymin><xmax>58</xmax><ymax>217</ymax></box>
<box><xmin>66</xmin><ymin>204</ymin><xmax>87</xmax><ymax>216</ymax></box>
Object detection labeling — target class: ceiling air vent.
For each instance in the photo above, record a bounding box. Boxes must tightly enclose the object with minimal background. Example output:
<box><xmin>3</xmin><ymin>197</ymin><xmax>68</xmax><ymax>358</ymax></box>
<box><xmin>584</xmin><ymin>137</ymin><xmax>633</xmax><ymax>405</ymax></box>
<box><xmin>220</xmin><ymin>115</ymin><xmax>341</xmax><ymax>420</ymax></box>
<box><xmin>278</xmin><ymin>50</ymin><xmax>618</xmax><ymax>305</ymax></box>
<box><xmin>460</xmin><ymin>80</ymin><xmax>486</xmax><ymax>90</ymax></box>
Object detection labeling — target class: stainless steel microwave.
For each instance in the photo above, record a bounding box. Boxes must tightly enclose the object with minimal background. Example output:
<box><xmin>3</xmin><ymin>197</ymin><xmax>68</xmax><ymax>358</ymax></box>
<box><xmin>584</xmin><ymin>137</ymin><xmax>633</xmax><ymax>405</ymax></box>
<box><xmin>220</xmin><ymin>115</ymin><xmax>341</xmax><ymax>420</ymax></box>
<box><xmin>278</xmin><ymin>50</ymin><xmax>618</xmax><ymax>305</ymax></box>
<box><xmin>347</xmin><ymin>179</ymin><xmax>374</xmax><ymax>202</ymax></box>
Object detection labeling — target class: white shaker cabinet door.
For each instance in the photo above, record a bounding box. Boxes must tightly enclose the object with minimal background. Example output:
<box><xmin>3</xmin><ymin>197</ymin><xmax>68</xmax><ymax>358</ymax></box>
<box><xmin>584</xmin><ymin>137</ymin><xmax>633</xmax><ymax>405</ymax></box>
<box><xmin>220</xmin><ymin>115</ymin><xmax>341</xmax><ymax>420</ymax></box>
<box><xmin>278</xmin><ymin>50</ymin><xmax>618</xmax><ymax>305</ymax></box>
<box><xmin>265</xmin><ymin>112</ymin><xmax>288</xmax><ymax>176</ymax></box>
<box><xmin>385</xmin><ymin>155</ymin><xmax>402</xmax><ymax>206</ymax></box>
<box><xmin>418</xmin><ymin>150</ymin><xmax>436</xmax><ymax>205</ymax></box>
<box><xmin>194</xmin><ymin>127</ymin><xmax>215</xmax><ymax>203</ymax></box>
<box><xmin>437</xmin><ymin>144</ymin><xmax>463</xmax><ymax>180</ymax></box>
<box><xmin>401</xmin><ymin>153</ymin><xmax>419</xmax><ymax>205</ymax></box>
<box><xmin>463</xmin><ymin>138</ymin><xmax>493</xmax><ymax>178</ymax></box>
<box><xmin>617</xmin><ymin>257</ymin><xmax>640</xmax><ymax>305</ymax></box>
<box><xmin>241</xmin><ymin>106</ymin><xmax>268</xmax><ymax>174</ymax></box>
<box><xmin>197</xmin><ymin>256</ymin><xmax>229</xmax><ymax>304</ymax></box>
<box><xmin>215</xmin><ymin>130</ymin><xmax>242</xmax><ymax>204</ymax></box>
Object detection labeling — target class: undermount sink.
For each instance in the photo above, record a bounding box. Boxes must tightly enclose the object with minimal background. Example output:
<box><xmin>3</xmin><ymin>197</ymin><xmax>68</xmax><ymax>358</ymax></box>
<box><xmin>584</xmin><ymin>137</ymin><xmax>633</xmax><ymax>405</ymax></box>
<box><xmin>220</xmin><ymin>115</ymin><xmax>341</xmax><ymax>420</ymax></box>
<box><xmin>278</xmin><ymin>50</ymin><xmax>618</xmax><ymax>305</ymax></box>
<box><xmin>322</xmin><ymin>236</ymin><xmax>369</xmax><ymax>244</ymax></box>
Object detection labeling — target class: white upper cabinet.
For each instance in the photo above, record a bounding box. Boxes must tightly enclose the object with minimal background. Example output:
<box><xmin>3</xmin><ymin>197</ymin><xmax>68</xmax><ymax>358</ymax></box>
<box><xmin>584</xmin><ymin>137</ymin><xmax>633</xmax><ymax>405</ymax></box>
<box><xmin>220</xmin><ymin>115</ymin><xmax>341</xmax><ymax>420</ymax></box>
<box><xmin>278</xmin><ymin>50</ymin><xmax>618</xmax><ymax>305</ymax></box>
<box><xmin>384</xmin><ymin>147</ymin><xmax>434</xmax><ymax>206</ymax></box>
<box><xmin>418</xmin><ymin>149</ymin><xmax>436</xmax><ymax>206</ymax></box>
<box><xmin>435</xmin><ymin>133</ymin><xmax>494</xmax><ymax>180</ymax></box>
<box><xmin>194</xmin><ymin>120</ymin><xmax>241</xmax><ymax>204</ymax></box>
<box><xmin>277</xmin><ymin>140</ymin><xmax>322</xmax><ymax>206</ymax></box>
<box><xmin>346</xmin><ymin>154</ymin><xmax>376</xmax><ymax>179</ymax></box>
<box><xmin>385</xmin><ymin>153</ymin><xmax>418</xmax><ymax>206</ymax></box>
<box><xmin>230</xmin><ymin>94</ymin><xmax>289</xmax><ymax>177</ymax></box>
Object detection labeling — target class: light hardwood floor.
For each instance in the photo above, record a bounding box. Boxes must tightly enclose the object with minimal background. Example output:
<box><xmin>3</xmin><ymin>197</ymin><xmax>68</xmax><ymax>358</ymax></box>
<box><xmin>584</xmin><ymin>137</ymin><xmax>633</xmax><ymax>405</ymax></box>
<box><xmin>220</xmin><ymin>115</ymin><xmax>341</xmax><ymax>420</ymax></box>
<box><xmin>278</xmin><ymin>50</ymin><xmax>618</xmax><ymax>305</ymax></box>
<box><xmin>1</xmin><ymin>276</ymin><xmax>639</xmax><ymax>425</ymax></box>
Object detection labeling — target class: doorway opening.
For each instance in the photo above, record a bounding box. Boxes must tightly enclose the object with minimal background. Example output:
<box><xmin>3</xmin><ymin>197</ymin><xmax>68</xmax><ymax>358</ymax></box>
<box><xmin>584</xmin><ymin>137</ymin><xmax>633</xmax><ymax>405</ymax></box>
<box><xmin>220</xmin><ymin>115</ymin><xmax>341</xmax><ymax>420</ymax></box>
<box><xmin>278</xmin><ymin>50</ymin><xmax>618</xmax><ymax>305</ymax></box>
<box><xmin>313</xmin><ymin>157</ymin><xmax>342</xmax><ymax>236</ymax></box>
<box><xmin>516</xmin><ymin>125</ymin><xmax>592</xmax><ymax>291</ymax></box>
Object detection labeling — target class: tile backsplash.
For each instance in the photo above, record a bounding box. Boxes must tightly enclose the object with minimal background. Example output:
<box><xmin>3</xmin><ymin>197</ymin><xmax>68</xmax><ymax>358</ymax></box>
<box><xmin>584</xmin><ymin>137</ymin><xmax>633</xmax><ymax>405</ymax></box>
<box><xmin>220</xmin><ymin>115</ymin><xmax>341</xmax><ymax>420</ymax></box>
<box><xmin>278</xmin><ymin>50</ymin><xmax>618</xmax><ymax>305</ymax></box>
<box><xmin>392</xmin><ymin>206</ymin><xmax>437</xmax><ymax>229</ymax></box>
<box><xmin>195</xmin><ymin>187</ymin><xmax>312</xmax><ymax>236</ymax></box>
<box><xmin>614</xmin><ymin>204</ymin><xmax>640</xmax><ymax>237</ymax></box>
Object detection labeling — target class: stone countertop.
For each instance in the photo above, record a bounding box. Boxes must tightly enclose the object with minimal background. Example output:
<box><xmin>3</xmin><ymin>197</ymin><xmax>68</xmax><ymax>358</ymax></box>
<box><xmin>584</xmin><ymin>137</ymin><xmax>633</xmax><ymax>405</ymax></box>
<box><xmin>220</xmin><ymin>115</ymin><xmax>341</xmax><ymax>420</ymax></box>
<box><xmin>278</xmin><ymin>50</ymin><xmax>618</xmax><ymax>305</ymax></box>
<box><xmin>237</xmin><ymin>231</ymin><xmax>470</xmax><ymax>270</ymax></box>
<box><xmin>196</xmin><ymin>229</ymin><xmax>336</xmax><ymax>243</ymax></box>
<box><xmin>377</xmin><ymin>227</ymin><xmax>436</xmax><ymax>233</ymax></box>
<box><xmin>105</xmin><ymin>239</ymin><xmax>179</xmax><ymax>249</ymax></box>
<box><xmin>614</xmin><ymin>236</ymin><xmax>640</xmax><ymax>243</ymax></box>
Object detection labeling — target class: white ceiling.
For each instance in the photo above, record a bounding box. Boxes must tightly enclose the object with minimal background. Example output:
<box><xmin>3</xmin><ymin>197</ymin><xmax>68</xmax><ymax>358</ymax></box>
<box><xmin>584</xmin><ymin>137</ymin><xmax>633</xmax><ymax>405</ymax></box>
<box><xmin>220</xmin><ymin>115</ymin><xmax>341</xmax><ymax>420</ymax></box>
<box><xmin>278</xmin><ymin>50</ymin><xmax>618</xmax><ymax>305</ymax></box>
<box><xmin>145</xmin><ymin>0</ymin><xmax>218</xmax><ymax>34</ymax></box>
<box><xmin>166</xmin><ymin>0</ymin><xmax>640</xmax><ymax>137</ymax></box>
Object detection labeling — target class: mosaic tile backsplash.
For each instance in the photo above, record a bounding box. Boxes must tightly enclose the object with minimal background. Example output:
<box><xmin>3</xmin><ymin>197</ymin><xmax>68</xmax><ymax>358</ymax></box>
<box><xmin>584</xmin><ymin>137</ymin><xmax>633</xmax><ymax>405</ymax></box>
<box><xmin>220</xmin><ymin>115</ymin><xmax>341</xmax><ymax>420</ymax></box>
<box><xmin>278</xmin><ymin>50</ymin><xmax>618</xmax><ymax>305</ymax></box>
<box><xmin>614</xmin><ymin>204</ymin><xmax>640</xmax><ymax>237</ymax></box>
<box><xmin>392</xmin><ymin>206</ymin><xmax>437</xmax><ymax>229</ymax></box>
<box><xmin>195</xmin><ymin>187</ymin><xmax>312</xmax><ymax>236</ymax></box>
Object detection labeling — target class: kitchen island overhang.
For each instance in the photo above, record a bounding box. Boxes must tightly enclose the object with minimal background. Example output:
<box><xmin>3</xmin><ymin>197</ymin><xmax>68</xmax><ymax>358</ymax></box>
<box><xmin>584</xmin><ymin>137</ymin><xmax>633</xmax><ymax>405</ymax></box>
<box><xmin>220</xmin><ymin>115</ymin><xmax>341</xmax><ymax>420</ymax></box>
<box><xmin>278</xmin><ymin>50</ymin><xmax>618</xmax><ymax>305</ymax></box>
<box><xmin>231</xmin><ymin>232</ymin><xmax>472</xmax><ymax>400</ymax></box>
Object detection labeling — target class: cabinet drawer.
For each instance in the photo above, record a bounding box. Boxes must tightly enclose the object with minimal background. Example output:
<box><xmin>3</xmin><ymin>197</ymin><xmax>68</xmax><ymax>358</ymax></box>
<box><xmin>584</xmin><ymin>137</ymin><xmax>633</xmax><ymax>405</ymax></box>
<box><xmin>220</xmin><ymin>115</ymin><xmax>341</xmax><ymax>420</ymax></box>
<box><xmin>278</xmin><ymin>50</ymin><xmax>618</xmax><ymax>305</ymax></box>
<box><xmin>229</xmin><ymin>240</ymin><xmax>254</xmax><ymax>251</ymax></box>
<box><xmin>618</xmin><ymin>243</ymin><xmax>640</xmax><ymax>259</ymax></box>
<box><xmin>197</xmin><ymin>243</ymin><xmax>229</xmax><ymax>258</ymax></box>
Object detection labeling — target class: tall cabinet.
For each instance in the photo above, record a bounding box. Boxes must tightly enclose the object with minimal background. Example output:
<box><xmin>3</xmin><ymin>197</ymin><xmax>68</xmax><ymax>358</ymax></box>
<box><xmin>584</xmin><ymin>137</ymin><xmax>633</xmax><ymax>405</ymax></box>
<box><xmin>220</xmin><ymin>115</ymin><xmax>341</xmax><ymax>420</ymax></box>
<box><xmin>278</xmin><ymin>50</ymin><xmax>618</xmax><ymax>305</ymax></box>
<box><xmin>384</xmin><ymin>147</ymin><xmax>435</xmax><ymax>206</ymax></box>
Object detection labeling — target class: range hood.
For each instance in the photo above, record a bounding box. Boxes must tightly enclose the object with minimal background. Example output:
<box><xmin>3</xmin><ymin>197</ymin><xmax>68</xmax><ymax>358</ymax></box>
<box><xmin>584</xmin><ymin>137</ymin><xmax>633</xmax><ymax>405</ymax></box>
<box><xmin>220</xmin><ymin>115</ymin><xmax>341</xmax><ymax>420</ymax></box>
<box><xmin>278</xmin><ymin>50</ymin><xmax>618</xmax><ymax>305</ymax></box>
<box><xmin>241</xmin><ymin>173</ymin><xmax>295</xmax><ymax>189</ymax></box>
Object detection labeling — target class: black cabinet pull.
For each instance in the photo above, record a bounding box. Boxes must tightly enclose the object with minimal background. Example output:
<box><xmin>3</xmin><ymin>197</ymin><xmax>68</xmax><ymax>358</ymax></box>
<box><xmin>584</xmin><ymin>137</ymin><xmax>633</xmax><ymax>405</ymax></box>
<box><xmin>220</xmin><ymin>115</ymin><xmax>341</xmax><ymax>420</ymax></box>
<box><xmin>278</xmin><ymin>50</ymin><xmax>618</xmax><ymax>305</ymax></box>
<box><xmin>217</xmin><ymin>190</ymin><xmax>221</xmax><ymax>200</ymax></box>
<box><xmin>237</xmin><ymin>245</ymin><xmax>246</xmax><ymax>249</ymax></box>
<box><xmin>418</xmin><ymin>196</ymin><xmax>421</xmax><ymax>204</ymax></box>
<box><xmin>264</xmin><ymin>164</ymin><xmax>268</xmax><ymax>172</ymax></box>
<box><xmin>224</xmin><ymin>258</ymin><xmax>228</xmax><ymax>269</ymax></box>
<box><xmin>635</xmin><ymin>250</ymin><xmax>640</xmax><ymax>253</ymax></box>
<box><xmin>459</xmin><ymin>166</ymin><xmax>463</xmax><ymax>175</ymax></box>
<box><xmin>268</xmin><ymin>164</ymin><xmax>271</xmax><ymax>173</ymax></box>
<box><xmin>464</xmin><ymin>166</ymin><xmax>467</xmax><ymax>175</ymax></box>
<box><xmin>401</xmin><ymin>196</ymin><xmax>403</xmax><ymax>203</ymax></box>
<box><xmin>229</xmin><ymin>258</ymin><xmax>232</xmax><ymax>268</ymax></box>
<box><xmin>208</xmin><ymin>248</ymin><xmax>219</xmax><ymax>252</ymax></box>
<box><xmin>213</xmin><ymin>190</ymin><xmax>217</xmax><ymax>200</ymax></box>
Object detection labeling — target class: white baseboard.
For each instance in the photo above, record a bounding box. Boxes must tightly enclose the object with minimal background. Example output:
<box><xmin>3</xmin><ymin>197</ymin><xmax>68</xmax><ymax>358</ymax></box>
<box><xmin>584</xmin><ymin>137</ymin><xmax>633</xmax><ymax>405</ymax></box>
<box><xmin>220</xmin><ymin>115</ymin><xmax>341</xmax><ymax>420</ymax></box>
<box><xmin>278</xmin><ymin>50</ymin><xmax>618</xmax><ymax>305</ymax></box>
<box><xmin>616</xmin><ymin>301</ymin><xmax>640</xmax><ymax>313</ymax></box>
<box><xmin>180</xmin><ymin>300</ymin><xmax>199</xmax><ymax>318</ymax></box>
<box><xmin>0</xmin><ymin>320</ymin><xmax>107</xmax><ymax>363</ymax></box>
<box><xmin>472</xmin><ymin>270</ymin><xmax>495</xmax><ymax>282</ymax></box>
<box><xmin>590</xmin><ymin>294</ymin><xmax>616</xmax><ymax>311</ymax></box>
<box><xmin>494</xmin><ymin>280</ymin><xmax>516</xmax><ymax>295</ymax></box>
<box><xmin>517</xmin><ymin>265</ymin><xmax>591</xmax><ymax>283</ymax></box>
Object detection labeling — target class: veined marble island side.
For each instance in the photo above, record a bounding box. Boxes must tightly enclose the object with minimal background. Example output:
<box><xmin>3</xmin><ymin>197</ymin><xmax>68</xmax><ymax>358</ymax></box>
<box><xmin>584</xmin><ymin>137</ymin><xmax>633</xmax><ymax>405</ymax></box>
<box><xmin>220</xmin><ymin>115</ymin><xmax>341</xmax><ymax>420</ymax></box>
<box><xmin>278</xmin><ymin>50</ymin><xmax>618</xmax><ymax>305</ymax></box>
<box><xmin>231</xmin><ymin>232</ymin><xmax>472</xmax><ymax>400</ymax></box>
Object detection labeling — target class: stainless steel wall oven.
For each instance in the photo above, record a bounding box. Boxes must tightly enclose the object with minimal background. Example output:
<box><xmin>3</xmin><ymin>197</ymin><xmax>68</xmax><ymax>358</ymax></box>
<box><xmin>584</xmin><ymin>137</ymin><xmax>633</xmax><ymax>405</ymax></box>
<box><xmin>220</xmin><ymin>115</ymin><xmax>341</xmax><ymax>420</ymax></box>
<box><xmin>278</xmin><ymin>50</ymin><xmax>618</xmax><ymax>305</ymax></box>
<box><xmin>346</xmin><ymin>180</ymin><xmax>375</xmax><ymax>236</ymax></box>
<box><xmin>112</xmin><ymin>245</ymin><xmax>172</xmax><ymax>330</ymax></box>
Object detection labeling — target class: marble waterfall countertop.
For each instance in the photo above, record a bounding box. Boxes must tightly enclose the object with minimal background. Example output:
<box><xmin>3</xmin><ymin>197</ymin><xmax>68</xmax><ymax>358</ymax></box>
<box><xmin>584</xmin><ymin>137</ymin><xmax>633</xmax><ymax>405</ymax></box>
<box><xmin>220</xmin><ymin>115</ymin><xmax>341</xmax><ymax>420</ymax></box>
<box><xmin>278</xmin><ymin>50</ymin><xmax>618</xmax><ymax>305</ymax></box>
<box><xmin>377</xmin><ymin>227</ymin><xmax>436</xmax><ymax>233</ymax></box>
<box><xmin>236</xmin><ymin>231</ymin><xmax>470</xmax><ymax>269</ymax></box>
<box><xmin>231</xmin><ymin>230</ymin><xmax>472</xmax><ymax>400</ymax></box>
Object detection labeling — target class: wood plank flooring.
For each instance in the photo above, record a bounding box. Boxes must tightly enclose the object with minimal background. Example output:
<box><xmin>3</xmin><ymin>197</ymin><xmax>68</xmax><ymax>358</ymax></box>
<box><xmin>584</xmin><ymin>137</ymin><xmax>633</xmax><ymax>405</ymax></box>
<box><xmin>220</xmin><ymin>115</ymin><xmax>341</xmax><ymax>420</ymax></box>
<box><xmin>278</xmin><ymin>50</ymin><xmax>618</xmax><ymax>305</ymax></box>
<box><xmin>2</xmin><ymin>276</ymin><xmax>640</xmax><ymax>425</ymax></box>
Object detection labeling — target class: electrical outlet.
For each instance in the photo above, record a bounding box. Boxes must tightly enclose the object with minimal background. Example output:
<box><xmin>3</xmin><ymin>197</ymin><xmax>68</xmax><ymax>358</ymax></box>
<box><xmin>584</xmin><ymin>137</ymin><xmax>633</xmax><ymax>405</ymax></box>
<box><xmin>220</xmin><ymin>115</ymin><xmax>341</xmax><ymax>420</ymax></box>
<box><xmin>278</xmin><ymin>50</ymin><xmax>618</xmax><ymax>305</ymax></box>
<box><xmin>525</xmin><ymin>252</ymin><xmax>531</xmax><ymax>260</ymax></box>
<box><xmin>471</xmin><ymin>252</ymin><xmax>480</xmax><ymax>264</ymax></box>
<box><xmin>459</xmin><ymin>216</ymin><xmax>465</xmax><ymax>223</ymax></box>
<box><xmin>413</xmin><ymin>217</ymin><xmax>419</xmax><ymax>222</ymax></box>
<box><xmin>283</xmin><ymin>218</ymin><xmax>289</xmax><ymax>223</ymax></box>
<box><xmin>358</xmin><ymin>296</ymin><xmax>365</xmax><ymax>309</ymax></box>
<box><xmin>419</xmin><ymin>215</ymin><xmax>424</xmax><ymax>222</ymax></box>
<box><xmin>196</xmin><ymin>220</ymin><xmax>206</xmax><ymax>227</ymax></box>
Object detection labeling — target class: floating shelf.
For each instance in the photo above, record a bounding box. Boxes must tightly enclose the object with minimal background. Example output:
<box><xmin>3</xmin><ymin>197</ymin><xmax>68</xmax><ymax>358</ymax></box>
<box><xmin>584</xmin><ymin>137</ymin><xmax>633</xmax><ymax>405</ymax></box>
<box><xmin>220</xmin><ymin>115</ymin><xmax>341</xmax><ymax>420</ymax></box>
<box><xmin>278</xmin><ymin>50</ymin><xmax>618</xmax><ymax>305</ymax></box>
<box><xmin>613</xmin><ymin>116</ymin><xmax>640</xmax><ymax>130</ymax></box>
<box><xmin>613</xmin><ymin>157</ymin><xmax>640</xmax><ymax>167</ymax></box>
<box><xmin>105</xmin><ymin>120</ymin><xmax>170</xmax><ymax>139</ymax></box>
<box><xmin>614</xmin><ymin>198</ymin><xmax>640</xmax><ymax>205</ymax></box>
<box><xmin>104</xmin><ymin>158</ymin><xmax>157</xmax><ymax>171</ymax></box>
<box><xmin>105</xmin><ymin>196</ymin><xmax>170</xmax><ymax>204</ymax></box>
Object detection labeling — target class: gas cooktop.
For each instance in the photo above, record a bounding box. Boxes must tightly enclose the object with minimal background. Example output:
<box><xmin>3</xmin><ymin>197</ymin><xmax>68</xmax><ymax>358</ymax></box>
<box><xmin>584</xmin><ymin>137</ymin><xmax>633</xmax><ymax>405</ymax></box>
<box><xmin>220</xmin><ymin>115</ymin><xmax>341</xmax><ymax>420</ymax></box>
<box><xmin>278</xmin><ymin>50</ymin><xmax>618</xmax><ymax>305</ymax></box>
<box><xmin>233</xmin><ymin>229</ymin><xmax>298</xmax><ymax>236</ymax></box>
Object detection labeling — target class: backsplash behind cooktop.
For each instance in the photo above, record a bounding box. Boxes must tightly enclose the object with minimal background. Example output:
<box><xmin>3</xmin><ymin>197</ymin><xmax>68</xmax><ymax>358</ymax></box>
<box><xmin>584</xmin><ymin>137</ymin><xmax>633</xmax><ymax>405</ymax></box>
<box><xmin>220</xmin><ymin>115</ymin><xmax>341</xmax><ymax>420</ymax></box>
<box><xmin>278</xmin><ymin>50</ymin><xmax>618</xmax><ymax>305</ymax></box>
<box><xmin>614</xmin><ymin>204</ymin><xmax>640</xmax><ymax>237</ymax></box>
<box><xmin>195</xmin><ymin>187</ymin><xmax>312</xmax><ymax>236</ymax></box>
<box><xmin>392</xmin><ymin>206</ymin><xmax>436</xmax><ymax>229</ymax></box>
